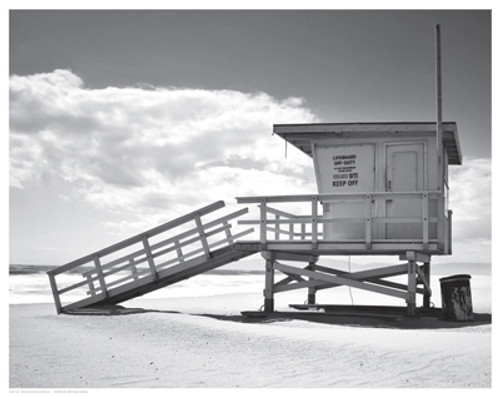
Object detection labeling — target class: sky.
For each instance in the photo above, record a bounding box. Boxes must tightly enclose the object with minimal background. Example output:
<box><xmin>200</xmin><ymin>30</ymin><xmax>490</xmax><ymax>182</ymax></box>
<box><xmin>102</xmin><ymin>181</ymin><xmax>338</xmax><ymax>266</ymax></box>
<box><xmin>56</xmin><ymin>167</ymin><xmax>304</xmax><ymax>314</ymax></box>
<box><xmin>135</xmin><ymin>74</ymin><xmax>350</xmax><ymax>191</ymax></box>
<box><xmin>7</xmin><ymin>8</ymin><xmax>493</xmax><ymax>268</ymax></box>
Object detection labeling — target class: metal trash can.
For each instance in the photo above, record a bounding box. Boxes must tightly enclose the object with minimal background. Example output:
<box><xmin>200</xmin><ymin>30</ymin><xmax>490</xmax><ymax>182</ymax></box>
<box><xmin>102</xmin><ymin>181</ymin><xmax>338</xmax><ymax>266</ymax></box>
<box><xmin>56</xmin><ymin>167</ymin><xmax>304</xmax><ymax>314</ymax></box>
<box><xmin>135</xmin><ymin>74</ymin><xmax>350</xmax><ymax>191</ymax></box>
<box><xmin>439</xmin><ymin>274</ymin><xmax>474</xmax><ymax>321</ymax></box>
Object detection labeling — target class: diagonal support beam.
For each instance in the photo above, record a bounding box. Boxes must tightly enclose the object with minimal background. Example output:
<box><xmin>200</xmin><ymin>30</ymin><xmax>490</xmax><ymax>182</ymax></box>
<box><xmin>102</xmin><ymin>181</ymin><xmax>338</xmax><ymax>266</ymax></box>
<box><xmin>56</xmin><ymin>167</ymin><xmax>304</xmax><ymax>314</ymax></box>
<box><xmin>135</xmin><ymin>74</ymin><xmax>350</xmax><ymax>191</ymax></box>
<box><xmin>416</xmin><ymin>265</ymin><xmax>432</xmax><ymax>295</ymax></box>
<box><xmin>274</xmin><ymin>262</ymin><xmax>409</xmax><ymax>300</ymax></box>
<box><xmin>314</xmin><ymin>264</ymin><xmax>408</xmax><ymax>280</ymax></box>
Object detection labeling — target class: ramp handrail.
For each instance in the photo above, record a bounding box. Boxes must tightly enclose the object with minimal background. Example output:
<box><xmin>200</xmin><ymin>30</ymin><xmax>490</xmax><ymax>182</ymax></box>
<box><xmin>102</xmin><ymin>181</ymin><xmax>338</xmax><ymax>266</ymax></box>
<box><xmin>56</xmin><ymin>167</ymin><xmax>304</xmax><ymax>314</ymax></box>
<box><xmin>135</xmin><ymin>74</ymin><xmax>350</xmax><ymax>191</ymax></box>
<box><xmin>47</xmin><ymin>201</ymin><xmax>252</xmax><ymax>313</ymax></box>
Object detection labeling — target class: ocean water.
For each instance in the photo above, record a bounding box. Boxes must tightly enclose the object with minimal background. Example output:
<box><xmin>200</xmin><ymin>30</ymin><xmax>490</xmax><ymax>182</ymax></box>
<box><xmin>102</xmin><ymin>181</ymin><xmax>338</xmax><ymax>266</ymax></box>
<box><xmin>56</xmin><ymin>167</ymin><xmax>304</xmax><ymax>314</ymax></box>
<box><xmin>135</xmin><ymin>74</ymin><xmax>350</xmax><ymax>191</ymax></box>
<box><xmin>9</xmin><ymin>264</ymin><xmax>492</xmax><ymax>314</ymax></box>
<box><xmin>8</xmin><ymin>264</ymin><xmax>267</xmax><ymax>305</ymax></box>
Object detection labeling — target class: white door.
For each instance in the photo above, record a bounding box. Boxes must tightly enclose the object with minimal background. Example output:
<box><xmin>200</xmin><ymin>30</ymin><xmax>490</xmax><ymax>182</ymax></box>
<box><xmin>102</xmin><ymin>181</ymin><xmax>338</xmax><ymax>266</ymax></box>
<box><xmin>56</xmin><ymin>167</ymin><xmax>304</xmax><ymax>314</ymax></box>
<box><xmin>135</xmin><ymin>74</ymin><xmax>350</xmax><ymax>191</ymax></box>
<box><xmin>385</xmin><ymin>143</ymin><xmax>425</xmax><ymax>239</ymax></box>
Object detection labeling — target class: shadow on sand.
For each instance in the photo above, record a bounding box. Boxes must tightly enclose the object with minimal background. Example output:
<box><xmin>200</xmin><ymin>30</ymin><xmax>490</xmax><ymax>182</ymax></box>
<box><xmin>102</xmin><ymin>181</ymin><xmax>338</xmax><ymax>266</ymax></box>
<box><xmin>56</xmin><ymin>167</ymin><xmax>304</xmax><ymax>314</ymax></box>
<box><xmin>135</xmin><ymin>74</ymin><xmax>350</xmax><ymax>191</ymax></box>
<box><xmin>63</xmin><ymin>304</ymin><xmax>491</xmax><ymax>330</ymax></box>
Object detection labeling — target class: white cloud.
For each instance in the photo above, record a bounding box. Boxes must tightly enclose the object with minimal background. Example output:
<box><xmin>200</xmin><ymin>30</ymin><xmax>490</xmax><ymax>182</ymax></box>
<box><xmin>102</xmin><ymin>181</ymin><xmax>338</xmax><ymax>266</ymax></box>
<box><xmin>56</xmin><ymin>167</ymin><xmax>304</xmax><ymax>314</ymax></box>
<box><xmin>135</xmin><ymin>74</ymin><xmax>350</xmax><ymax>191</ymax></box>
<box><xmin>9</xmin><ymin>70</ymin><xmax>491</xmax><ymax>264</ymax></box>
<box><xmin>10</xmin><ymin>69</ymin><xmax>317</xmax><ymax>231</ymax></box>
<box><xmin>448</xmin><ymin>157</ymin><xmax>491</xmax><ymax>261</ymax></box>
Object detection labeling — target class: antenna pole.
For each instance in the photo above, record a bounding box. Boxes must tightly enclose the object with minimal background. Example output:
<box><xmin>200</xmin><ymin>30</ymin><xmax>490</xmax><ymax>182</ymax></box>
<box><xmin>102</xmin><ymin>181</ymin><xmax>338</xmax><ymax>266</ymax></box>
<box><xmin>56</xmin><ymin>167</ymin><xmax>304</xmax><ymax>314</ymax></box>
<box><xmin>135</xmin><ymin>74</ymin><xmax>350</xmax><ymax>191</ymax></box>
<box><xmin>435</xmin><ymin>24</ymin><xmax>443</xmax><ymax>191</ymax></box>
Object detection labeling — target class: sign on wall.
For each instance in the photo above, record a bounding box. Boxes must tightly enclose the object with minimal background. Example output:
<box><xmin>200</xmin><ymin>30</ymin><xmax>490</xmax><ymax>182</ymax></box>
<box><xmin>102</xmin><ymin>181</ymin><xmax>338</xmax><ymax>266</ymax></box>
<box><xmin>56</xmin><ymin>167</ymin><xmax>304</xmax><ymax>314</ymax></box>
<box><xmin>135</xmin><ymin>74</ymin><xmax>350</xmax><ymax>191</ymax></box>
<box><xmin>314</xmin><ymin>144</ymin><xmax>375</xmax><ymax>193</ymax></box>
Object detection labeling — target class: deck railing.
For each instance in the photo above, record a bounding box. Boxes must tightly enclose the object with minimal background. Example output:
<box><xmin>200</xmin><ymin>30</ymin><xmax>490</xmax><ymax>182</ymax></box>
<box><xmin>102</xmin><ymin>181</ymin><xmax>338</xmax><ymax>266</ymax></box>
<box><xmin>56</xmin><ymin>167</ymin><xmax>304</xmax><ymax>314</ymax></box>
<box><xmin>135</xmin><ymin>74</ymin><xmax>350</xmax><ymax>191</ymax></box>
<box><xmin>237</xmin><ymin>191</ymin><xmax>450</xmax><ymax>253</ymax></box>
<box><xmin>47</xmin><ymin>201</ymin><xmax>252</xmax><ymax>313</ymax></box>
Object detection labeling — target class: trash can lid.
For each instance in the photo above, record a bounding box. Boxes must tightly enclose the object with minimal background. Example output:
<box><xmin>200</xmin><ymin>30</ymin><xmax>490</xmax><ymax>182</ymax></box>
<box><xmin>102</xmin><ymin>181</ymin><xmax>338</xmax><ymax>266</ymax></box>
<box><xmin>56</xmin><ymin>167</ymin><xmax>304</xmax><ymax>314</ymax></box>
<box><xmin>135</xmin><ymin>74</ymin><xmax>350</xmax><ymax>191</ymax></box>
<box><xmin>439</xmin><ymin>274</ymin><xmax>471</xmax><ymax>283</ymax></box>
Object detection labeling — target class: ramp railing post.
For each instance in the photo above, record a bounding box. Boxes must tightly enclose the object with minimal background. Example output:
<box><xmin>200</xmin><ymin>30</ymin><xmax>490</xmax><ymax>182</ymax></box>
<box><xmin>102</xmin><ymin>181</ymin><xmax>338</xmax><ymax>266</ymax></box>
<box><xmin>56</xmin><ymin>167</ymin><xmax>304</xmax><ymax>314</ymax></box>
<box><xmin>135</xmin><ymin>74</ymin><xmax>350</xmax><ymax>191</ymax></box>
<box><xmin>48</xmin><ymin>272</ymin><xmax>62</xmax><ymax>314</ymax></box>
<box><xmin>194</xmin><ymin>213</ymin><xmax>211</xmax><ymax>259</ymax></box>
<box><xmin>223</xmin><ymin>220</ymin><xmax>234</xmax><ymax>244</ymax></box>
<box><xmin>174</xmin><ymin>240</ymin><xmax>185</xmax><ymax>264</ymax></box>
<box><xmin>130</xmin><ymin>259</ymin><xmax>139</xmax><ymax>281</ymax></box>
<box><xmin>86</xmin><ymin>275</ymin><xmax>96</xmax><ymax>296</ymax></box>
<box><xmin>142</xmin><ymin>236</ymin><xmax>158</xmax><ymax>280</ymax></box>
<box><xmin>93</xmin><ymin>255</ymin><xmax>108</xmax><ymax>297</ymax></box>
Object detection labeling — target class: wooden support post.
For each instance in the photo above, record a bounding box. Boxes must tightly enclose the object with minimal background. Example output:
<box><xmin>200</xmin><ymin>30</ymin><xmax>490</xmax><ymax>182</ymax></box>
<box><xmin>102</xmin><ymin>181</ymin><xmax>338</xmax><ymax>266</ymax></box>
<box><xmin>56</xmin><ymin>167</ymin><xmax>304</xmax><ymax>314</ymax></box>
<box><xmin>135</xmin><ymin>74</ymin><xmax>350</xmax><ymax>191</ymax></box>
<box><xmin>48</xmin><ymin>272</ymin><xmax>62</xmax><ymax>314</ymax></box>
<box><xmin>264</xmin><ymin>254</ymin><xmax>275</xmax><ymax>312</ymax></box>
<box><xmin>307</xmin><ymin>262</ymin><xmax>317</xmax><ymax>304</ymax></box>
<box><xmin>423</xmin><ymin>260</ymin><xmax>431</xmax><ymax>309</ymax></box>
<box><xmin>407</xmin><ymin>255</ymin><xmax>417</xmax><ymax>316</ymax></box>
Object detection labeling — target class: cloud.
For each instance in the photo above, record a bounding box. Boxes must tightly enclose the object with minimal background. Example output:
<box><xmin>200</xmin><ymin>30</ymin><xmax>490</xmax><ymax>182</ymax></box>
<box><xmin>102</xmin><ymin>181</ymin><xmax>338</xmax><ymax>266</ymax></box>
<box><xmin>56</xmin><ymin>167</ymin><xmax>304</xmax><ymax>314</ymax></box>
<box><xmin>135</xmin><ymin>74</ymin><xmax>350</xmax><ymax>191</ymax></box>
<box><xmin>9</xmin><ymin>70</ymin><xmax>491</xmax><ymax>264</ymax></box>
<box><xmin>448</xmin><ymin>157</ymin><xmax>491</xmax><ymax>257</ymax></box>
<box><xmin>10</xmin><ymin>69</ymin><xmax>317</xmax><ymax>227</ymax></box>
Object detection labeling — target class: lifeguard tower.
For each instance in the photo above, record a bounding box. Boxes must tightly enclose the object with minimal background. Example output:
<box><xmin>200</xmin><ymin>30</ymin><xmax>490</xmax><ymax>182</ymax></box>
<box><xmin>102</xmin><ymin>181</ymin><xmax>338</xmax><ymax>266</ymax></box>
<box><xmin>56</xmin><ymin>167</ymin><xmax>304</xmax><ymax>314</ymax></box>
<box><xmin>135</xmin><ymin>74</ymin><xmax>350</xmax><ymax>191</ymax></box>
<box><xmin>236</xmin><ymin>121</ymin><xmax>461</xmax><ymax>315</ymax></box>
<box><xmin>47</xmin><ymin>25</ymin><xmax>462</xmax><ymax>317</ymax></box>
<box><xmin>46</xmin><ymin>121</ymin><xmax>462</xmax><ymax>316</ymax></box>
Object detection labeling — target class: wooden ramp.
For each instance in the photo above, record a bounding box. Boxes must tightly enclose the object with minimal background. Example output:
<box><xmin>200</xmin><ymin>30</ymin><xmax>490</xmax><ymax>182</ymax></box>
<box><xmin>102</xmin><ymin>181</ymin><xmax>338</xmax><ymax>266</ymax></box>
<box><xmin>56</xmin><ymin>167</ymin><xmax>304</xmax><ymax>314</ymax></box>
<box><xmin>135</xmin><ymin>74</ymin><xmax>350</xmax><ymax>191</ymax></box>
<box><xmin>47</xmin><ymin>201</ymin><xmax>258</xmax><ymax>314</ymax></box>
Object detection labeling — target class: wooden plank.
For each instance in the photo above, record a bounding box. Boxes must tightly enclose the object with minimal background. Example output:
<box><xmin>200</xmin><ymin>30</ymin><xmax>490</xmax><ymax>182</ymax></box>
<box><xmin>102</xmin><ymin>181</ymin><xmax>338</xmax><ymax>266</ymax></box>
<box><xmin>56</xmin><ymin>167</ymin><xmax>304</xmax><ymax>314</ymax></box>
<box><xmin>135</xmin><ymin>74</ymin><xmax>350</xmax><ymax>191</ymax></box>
<box><xmin>274</xmin><ymin>262</ymin><xmax>408</xmax><ymax>300</ymax></box>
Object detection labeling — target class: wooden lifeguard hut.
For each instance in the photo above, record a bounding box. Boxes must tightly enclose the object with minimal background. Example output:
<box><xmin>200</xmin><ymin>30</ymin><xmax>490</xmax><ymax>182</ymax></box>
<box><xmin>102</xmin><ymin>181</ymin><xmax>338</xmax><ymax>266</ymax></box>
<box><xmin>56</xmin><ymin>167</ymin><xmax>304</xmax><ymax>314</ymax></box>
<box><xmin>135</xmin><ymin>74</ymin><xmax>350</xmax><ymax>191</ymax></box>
<box><xmin>236</xmin><ymin>121</ymin><xmax>461</xmax><ymax>315</ymax></box>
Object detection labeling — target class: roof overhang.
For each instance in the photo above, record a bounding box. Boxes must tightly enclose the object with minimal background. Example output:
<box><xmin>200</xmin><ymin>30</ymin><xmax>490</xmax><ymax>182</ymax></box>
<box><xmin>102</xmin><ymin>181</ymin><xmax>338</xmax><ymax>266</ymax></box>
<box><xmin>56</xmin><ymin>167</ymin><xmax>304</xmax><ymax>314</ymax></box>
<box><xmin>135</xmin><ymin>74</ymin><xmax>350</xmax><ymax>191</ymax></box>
<box><xmin>274</xmin><ymin>122</ymin><xmax>462</xmax><ymax>165</ymax></box>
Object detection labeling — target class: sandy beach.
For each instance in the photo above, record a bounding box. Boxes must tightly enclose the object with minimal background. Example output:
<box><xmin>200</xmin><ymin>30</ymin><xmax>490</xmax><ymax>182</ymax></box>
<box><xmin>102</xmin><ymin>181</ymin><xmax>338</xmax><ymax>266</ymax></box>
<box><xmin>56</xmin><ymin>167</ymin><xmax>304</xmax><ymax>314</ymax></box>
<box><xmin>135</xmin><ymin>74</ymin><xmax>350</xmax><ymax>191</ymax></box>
<box><xmin>9</xmin><ymin>290</ymin><xmax>491</xmax><ymax>389</ymax></box>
